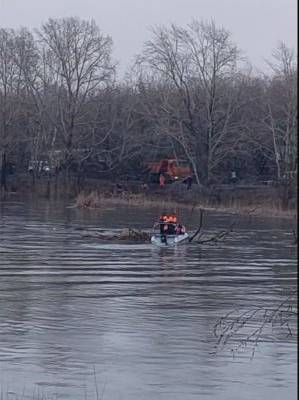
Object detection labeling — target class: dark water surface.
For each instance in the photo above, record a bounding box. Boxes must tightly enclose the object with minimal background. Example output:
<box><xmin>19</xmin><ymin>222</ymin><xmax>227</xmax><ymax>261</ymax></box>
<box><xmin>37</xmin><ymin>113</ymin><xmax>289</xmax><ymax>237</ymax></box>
<box><xmin>0</xmin><ymin>200</ymin><xmax>297</xmax><ymax>400</ymax></box>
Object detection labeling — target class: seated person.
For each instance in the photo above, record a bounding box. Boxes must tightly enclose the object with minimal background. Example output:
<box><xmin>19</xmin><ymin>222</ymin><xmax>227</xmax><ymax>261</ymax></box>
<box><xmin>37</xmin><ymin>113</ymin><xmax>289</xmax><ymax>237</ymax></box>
<box><xmin>175</xmin><ymin>224</ymin><xmax>186</xmax><ymax>235</ymax></box>
<box><xmin>159</xmin><ymin>216</ymin><xmax>167</xmax><ymax>234</ymax></box>
<box><xmin>167</xmin><ymin>223</ymin><xmax>176</xmax><ymax>235</ymax></box>
<box><xmin>159</xmin><ymin>214</ymin><xmax>177</xmax><ymax>235</ymax></box>
<box><xmin>160</xmin><ymin>222</ymin><xmax>169</xmax><ymax>234</ymax></box>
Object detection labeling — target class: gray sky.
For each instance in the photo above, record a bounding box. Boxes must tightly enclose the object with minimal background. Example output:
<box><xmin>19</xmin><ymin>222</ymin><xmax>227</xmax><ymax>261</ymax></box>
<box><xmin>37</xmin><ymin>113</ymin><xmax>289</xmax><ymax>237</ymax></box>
<box><xmin>0</xmin><ymin>0</ymin><xmax>297</xmax><ymax>76</ymax></box>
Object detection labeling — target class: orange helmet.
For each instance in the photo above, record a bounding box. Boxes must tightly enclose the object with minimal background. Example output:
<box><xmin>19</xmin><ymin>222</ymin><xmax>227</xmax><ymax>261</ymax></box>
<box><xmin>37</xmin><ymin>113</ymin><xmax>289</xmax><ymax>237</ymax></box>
<box><xmin>167</xmin><ymin>214</ymin><xmax>177</xmax><ymax>223</ymax></box>
<box><xmin>160</xmin><ymin>213</ymin><xmax>177</xmax><ymax>223</ymax></box>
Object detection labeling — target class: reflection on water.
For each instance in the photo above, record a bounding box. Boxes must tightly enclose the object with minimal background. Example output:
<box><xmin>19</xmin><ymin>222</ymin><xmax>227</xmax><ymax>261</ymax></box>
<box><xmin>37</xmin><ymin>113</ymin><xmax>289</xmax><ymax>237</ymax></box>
<box><xmin>0</xmin><ymin>200</ymin><xmax>297</xmax><ymax>400</ymax></box>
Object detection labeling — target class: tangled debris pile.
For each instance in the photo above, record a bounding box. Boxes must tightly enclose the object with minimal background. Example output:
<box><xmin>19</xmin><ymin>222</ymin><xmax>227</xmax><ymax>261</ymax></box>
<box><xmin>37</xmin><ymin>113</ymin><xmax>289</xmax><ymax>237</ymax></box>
<box><xmin>82</xmin><ymin>228</ymin><xmax>150</xmax><ymax>243</ymax></box>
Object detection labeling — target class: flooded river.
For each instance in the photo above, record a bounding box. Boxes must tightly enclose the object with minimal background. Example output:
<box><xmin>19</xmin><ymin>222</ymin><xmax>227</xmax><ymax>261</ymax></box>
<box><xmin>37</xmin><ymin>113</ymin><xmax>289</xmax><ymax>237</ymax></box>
<box><xmin>0</xmin><ymin>200</ymin><xmax>297</xmax><ymax>400</ymax></box>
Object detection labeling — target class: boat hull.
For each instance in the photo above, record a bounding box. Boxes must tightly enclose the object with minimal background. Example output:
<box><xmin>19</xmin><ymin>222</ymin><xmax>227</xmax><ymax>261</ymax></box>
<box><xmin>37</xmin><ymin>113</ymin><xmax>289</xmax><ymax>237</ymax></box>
<box><xmin>151</xmin><ymin>233</ymin><xmax>189</xmax><ymax>247</ymax></box>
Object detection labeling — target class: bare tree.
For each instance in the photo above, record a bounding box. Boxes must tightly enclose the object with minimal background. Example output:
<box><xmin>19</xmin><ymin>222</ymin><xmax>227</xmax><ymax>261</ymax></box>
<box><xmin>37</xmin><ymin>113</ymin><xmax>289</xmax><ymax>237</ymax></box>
<box><xmin>0</xmin><ymin>28</ymin><xmax>26</xmax><ymax>189</ymax></box>
<box><xmin>136</xmin><ymin>20</ymin><xmax>242</xmax><ymax>185</ymax></box>
<box><xmin>82</xmin><ymin>84</ymin><xmax>147</xmax><ymax>175</ymax></box>
<box><xmin>264</xmin><ymin>42</ymin><xmax>297</xmax><ymax>181</ymax></box>
<box><xmin>12</xmin><ymin>28</ymin><xmax>45</xmax><ymax>170</ymax></box>
<box><xmin>35</xmin><ymin>17</ymin><xmax>115</xmax><ymax>175</ymax></box>
<box><xmin>0</xmin><ymin>17</ymin><xmax>297</xmax><ymax>195</ymax></box>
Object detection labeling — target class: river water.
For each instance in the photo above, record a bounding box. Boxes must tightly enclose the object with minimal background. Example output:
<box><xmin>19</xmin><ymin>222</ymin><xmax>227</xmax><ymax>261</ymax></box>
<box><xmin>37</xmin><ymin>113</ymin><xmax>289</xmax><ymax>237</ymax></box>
<box><xmin>0</xmin><ymin>200</ymin><xmax>297</xmax><ymax>400</ymax></box>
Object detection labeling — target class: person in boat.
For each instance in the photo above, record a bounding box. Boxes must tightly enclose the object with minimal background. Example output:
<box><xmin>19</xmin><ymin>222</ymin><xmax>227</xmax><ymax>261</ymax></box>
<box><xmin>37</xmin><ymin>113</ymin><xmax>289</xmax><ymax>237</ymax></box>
<box><xmin>167</xmin><ymin>214</ymin><xmax>177</xmax><ymax>235</ymax></box>
<box><xmin>159</xmin><ymin>214</ymin><xmax>167</xmax><ymax>233</ymax></box>
<box><xmin>159</xmin><ymin>214</ymin><xmax>169</xmax><ymax>243</ymax></box>
<box><xmin>157</xmin><ymin>213</ymin><xmax>186</xmax><ymax>243</ymax></box>
<box><xmin>175</xmin><ymin>224</ymin><xmax>186</xmax><ymax>235</ymax></box>
<box><xmin>159</xmin><ymin>214</ymin><xmax>178</xmax><ymax>235</ymax></box>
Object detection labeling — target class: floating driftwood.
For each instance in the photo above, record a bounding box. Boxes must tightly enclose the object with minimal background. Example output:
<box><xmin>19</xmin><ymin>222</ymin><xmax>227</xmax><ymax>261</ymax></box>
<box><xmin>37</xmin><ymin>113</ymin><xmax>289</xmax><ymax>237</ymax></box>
<box><xmin>82</xmin><ymin>228</ymin><xmax>150</xmax><ymax>243</ymax></box>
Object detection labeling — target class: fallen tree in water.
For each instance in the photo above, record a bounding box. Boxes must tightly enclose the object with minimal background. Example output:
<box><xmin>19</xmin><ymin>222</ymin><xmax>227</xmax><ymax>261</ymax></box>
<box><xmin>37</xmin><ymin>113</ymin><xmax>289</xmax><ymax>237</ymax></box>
<box><xmin>189</xmin><ymin>208</ymin><xmax>236</xmax><ymax>244</ymax></box>
<box><xmin>213</xmin><ymin>290</ymin><xmax>297</xmax><ymax>359</ymax></box>
<box><xmin>81</xmin><ymin>208</ymin><xmax>236</xmax><ymax>245</ymax></box>
<box><xmin>82</xmin><ymin>228</ymin><xmax>150</xmax><ymax>242</ymax></box>
<box><xmin>196</xmin><ymin>221</ymin><xmax>236</xmax><ymax>244</ymax></box>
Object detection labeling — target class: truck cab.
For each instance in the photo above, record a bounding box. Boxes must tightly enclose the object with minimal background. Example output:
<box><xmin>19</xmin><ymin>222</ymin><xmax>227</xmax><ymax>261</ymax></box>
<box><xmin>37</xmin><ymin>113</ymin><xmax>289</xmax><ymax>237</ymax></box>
<box><xmin>146</xmin><ymin>159</ymin><xmax>192</xmax><ymax>183</ymax></box>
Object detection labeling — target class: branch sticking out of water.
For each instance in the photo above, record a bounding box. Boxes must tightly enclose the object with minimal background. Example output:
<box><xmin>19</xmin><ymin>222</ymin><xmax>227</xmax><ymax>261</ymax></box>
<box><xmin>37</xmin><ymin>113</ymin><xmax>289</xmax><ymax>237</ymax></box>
<box><xmin>196</xmin><ymin>220</ymin><xmax>236</xmax><ymax>244</ymax></box>
<box><xmin>213</xmin><ymin>290</ymin><xmax>298</xmax><ymax>359</ymax></box>
<box><xmin>188</xmin><ymin>208</ymin><xmax>204</xmax><ymax>242</ymax></box>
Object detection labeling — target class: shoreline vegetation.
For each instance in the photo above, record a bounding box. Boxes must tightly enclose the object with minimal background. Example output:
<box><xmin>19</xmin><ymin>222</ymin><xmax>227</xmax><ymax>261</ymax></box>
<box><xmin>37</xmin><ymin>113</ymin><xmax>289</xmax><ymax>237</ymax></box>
<box><xmin>0</xmin><ymin>16</ymin><xmax>297</xmax><ymax>225</ymax></box>
<box><xmin>0</xmin><ymin>18</ymin><xmax>297</xmax><ymax>217</ymax></box>
<box><xmin>74</xmin><ymin>183</ymin><xmax>297</xmax><ymax>220</ymax></box>
<box><xmin>0</xmin><ymin>175</ymin><xmax>296</xmax><ymax>220</ymax></box>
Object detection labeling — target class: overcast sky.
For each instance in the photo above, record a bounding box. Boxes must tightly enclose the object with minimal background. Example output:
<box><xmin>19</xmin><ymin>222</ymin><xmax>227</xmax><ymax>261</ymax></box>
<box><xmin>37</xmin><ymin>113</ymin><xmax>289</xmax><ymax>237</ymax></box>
<box><xmin>0</xmin><ymin>0</ymin><xmax>297</xmax><ymax>76</ymax></box>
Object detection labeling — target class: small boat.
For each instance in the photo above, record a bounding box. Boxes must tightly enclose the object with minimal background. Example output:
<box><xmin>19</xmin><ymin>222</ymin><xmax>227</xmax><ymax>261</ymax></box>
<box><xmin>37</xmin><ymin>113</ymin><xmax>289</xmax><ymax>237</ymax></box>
<box><xmin>151</xmin><ymin>232</ymin><xmax>189</xmax><ymax>247</ymax></box>
<box><xmin>150</xmin><ymin>213</ymin><xmax>189</xmax><ymax>246</ymax></box>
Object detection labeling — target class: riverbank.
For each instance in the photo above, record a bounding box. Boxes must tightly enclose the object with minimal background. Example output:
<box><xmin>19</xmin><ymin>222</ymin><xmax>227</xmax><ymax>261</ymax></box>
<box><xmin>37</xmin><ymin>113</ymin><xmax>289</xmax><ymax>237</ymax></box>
<box><xmin>1</xmin><ymin>174</ymin><xmax>297</xmax><ymax>219</ymax></box>
<box><xmin>74</xmin><ymin>186</ymin><xmax>297</xmax><ymax>219</ymax></box>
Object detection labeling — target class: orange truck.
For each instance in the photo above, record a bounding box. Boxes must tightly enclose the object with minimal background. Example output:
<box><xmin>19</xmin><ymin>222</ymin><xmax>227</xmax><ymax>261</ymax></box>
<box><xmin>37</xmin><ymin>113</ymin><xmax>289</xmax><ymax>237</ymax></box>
<box><xmin>146</xmin><ymin>159</ymin><xmax>192</xmax><ymax>183</ymax></box>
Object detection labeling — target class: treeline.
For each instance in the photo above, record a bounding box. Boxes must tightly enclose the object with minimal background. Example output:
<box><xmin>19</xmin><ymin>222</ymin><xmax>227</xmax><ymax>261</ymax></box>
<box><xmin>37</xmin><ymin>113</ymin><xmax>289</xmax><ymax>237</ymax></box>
<box><xmin>0</xmin><ymin>17</ymin><xmax>297</xmax><ymax>190</ymax></box>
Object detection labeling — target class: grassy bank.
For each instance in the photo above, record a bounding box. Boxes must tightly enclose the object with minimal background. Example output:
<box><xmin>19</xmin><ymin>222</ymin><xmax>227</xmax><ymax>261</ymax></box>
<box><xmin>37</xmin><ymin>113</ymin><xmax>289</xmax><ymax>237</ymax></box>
<box><xmin>75</xmin><ymin>183</ymin><xmax>297</xmax><ymax>219</ymax></box>
<box><xmin>1</xmin><ymin>173</ymin><xmax>297</xmax><ymax>219</ymax></box>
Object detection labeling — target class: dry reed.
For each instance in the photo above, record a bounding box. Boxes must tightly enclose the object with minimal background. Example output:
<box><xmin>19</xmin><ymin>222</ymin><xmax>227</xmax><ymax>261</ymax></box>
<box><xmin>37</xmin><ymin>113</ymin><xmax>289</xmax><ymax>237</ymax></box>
<box><xmin>75</xmin><ymin>189</ymin><xmax>297</xmax><ymax>219</ymax></box>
